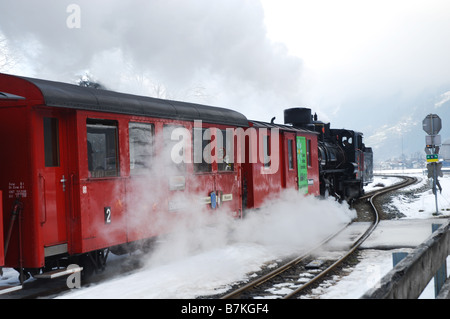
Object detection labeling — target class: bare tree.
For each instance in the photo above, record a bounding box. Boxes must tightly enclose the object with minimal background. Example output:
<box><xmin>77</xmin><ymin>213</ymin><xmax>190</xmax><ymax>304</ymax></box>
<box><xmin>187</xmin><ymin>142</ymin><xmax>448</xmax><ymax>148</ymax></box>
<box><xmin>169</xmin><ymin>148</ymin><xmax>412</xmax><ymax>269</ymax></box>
<box><xmin>76</xmin><ymin>71</ymin><xmax>107</xmax><ymax>90</ymax></box>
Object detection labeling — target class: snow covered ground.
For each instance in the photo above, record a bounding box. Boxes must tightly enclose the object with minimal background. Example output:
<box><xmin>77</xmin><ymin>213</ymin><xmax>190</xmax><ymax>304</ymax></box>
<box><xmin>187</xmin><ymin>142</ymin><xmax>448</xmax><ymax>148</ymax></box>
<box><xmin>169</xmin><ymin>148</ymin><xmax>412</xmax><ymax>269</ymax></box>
<box><xmin>321</xmin><ymin>171</ymin><xmax>450</xmax><ymax>299</ymax></box>
<box><xmin>1</xmin><ymin>170</ymin><xmax>449</xmax><ymax>299</ymax></box>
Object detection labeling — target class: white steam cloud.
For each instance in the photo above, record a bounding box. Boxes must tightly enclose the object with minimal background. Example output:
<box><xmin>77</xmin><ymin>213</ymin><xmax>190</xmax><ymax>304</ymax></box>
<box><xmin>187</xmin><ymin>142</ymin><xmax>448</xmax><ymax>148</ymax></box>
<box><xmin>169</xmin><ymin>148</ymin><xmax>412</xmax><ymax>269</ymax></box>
<box><xmin>0</xmin><ymin>0</ymin><xmax>305</xmax><ymax>122</ymax></box>
<box><xmin>144</xmin><ymin>188</ymin><xmax>356</xmax><ymax>267</ymax></box>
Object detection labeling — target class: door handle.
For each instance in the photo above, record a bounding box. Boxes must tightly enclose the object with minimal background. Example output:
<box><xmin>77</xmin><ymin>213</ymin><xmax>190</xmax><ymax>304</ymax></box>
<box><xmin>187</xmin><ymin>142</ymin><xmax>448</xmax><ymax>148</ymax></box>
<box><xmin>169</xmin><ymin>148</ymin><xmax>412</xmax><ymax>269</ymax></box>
<box><xmin>60</xmin><ymin>175</ymin><xmax>67</xmax><ymax>192</ymax></box>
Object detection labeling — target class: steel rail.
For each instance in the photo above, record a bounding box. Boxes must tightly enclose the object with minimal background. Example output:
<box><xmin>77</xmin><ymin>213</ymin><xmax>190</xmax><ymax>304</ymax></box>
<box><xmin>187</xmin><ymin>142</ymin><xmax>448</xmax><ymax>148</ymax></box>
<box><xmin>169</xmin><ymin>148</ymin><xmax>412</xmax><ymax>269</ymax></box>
<box><xmin>220</xmin><ymin>222</ymin><xmax>350</xmax><ymax>299</ymax></box>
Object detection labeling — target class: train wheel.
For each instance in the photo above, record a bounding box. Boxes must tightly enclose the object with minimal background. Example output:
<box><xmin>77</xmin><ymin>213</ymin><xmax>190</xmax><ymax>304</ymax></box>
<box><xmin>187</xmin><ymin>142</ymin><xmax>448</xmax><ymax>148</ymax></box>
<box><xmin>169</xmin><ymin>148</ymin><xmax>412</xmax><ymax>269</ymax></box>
<box><xmin>79</xmin><ymin>249</ymin><xmax>110</xmax><ymax>278</ymax></box>
<box><xmin>14</xmin><ymin>268</ymin><xmax>31</xmax><ymax>284</ymax></box>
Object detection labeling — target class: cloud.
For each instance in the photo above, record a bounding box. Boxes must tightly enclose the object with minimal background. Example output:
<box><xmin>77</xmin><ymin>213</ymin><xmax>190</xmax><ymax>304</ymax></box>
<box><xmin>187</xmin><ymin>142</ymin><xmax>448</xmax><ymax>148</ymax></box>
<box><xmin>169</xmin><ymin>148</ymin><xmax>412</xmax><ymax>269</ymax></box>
<box><xmin>262</xmin><ymin>1</ymin><xmax>450</xmax><ymax>120</ymax></box>
<box><xmin>0</xmin><ymin>0</ymin><xmax>304</xmax><ymax>122</ymax></box>
<box><xmin>3</xmin><ymin>0</ymin><xmax>450</xmax><ymax>161</ymax></box>
<box><xmin>435</xmin><ymin>91</ymin><xmax>450</xmax><ymax>109</ymax></box>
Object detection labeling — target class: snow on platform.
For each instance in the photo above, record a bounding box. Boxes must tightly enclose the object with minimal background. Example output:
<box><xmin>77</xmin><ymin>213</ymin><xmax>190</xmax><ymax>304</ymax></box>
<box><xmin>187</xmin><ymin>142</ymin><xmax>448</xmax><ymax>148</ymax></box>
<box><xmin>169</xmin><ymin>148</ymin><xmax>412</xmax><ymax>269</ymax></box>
<box><xmin>361</xmin><ymin>172</ymin><xmax>450</xmax><ymax>249</ymax></box>
<box><xmin>317</xmin><ymin>218</ymin><xmax>446</xmax><ymax>252</ymax></box>
<box><xmin>361</xmin><ymin>219</ymin><xmax>447</xmax><ymax>249</ymax></box>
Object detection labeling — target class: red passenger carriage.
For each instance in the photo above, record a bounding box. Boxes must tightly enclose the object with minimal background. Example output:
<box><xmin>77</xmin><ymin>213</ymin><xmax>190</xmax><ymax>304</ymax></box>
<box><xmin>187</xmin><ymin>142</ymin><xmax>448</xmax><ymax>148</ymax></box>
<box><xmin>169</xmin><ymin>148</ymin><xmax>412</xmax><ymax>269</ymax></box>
<box><xmin>0</xmin><ymin>74</ymin><xmax>249</xmax><ymax>276</ymax></box>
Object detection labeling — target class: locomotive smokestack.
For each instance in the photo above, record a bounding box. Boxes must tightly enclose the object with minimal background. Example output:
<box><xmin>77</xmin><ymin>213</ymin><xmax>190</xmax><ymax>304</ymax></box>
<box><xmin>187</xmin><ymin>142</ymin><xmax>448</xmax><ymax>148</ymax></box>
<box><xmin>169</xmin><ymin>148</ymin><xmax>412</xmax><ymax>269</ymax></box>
<box><xmin>284</xmin><ymin>107</ymin><xmax>314</xmax><ymax>130</ymax></box>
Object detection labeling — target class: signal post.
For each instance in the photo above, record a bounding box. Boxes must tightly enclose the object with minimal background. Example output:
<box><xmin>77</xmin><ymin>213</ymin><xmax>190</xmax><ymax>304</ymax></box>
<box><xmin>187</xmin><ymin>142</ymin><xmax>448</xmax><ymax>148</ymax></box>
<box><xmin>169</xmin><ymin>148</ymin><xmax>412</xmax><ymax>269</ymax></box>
<box><xmin>423</xmin><ymin>114</ymin><xmax>442</xmax><ymax>215</ymax></box>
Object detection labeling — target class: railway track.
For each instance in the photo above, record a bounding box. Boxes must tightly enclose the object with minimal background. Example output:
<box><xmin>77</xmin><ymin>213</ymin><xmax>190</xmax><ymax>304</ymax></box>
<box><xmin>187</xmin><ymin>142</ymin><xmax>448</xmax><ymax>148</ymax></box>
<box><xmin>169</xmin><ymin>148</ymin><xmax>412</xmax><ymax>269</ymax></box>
<box><xmin>221</xmin><ymin>175</ymin><xmax>418</xmax><ymax>299</ymax></box>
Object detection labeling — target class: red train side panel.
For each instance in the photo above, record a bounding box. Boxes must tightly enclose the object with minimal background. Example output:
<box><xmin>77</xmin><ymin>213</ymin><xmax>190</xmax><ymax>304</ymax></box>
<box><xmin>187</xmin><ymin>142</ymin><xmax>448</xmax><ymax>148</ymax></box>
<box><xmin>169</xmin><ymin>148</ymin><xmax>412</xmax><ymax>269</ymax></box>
<box><xmin>243</xmin><ymin>121</ymin><xmax>320</xmax><ymax>210</ymax></box>
<box><xmin>245</xmin><ymin>126</ymin><xmax>282</xmax><ymax>209</ymax></box>
<box><xmin>0</xmin><ymin>190</ymin><xmax>4</xmax><ymax>267</ymax></box>
<box><xmin>0</xmin><ymin>96</ymin><xmax>44</xmax><ymax>268</ymax></box>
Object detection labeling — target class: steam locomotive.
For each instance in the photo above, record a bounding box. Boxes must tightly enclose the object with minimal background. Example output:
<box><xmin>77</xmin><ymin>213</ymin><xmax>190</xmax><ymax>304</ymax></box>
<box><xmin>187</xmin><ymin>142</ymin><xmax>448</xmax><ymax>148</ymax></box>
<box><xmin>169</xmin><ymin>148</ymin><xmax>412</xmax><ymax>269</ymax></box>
<box><xmin>284</xmin><ymin>107</ymin><xmax>373</xmax><ymax>201</ymax></box>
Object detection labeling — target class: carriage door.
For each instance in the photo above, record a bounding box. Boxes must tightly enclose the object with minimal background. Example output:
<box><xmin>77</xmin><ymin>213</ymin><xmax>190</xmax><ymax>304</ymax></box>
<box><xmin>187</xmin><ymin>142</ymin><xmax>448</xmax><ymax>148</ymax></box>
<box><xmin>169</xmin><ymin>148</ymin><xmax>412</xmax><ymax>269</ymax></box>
<box><xmin>282</xmin><ymin>133</ymin><xmax>298</xmax><ymax>190</ymax></box>
<box><xmin>38</xmin><ymin>110</ymin><xmax>69</xmax><ymax>257</ymax></box>
<box><xmin>296</xmin><ymin>136</ymin><xmax>309</xmax><ymax>194</ymax></box>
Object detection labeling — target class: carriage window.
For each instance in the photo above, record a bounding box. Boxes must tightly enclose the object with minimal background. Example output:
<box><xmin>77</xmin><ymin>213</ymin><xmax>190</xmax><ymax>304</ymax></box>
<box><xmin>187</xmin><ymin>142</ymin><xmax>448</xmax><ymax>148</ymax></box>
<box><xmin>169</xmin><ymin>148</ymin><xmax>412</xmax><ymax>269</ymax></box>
<box><xmin>288</xmin><ymin>139</ymin><xmax>294</xmax><ymax>170</ymax></box>
<box><xmin>263</xmin><ymin>135</ymin><xmax>271</xmax><ymax>168</ymax></box>
<box><xmin>218</xmin><ymin>129</ymin><xmax>234</xmax><ymax>172</ymax></box>
<box><xmin>87</xmin><ymin>119</ymin><xmax>119</xmax><ymax>178</ymax></box>
<box><xmin>43</xmin><ymin>117</ymin><xmax>60</xmax><ymax>167</ymax></box>
<box><xmin>129</xmin><ymin>122</ymin><xmax>154</xmax><ymax>174</ymax></box>
<box><xmin>342</xmin><ymin>136</ymin><xmax>353</xmax><ymax>148</ymax></box>
<box><xmin>307</xmin><ymin>139</ymin><xmax>312</xmax><ymax>167</ymax></box>
<box><xmin>163</xmin><ymin>125</ymin><xmax>186</xmax><ymax>174</ymax></box>
<box><xmin>193</xmin><ymin>128</ymin><xmax>212</xmax><ymax>173</ymax></box>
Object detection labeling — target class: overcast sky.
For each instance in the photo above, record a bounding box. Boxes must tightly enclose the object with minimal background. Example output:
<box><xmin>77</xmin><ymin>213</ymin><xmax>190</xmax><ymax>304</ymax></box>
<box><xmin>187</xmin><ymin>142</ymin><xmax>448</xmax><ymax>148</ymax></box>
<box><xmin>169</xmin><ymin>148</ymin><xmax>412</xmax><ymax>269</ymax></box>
<box><xmin>1</xmin><ymin>0</ymin><xmax>450</xmax><ymax>160</ymax></box>
<box><xmin>262</xmin><ymin>0</ymin><xmax>450</xmax><ymax>115</ymax></box>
